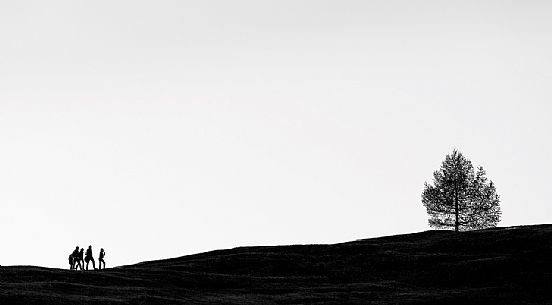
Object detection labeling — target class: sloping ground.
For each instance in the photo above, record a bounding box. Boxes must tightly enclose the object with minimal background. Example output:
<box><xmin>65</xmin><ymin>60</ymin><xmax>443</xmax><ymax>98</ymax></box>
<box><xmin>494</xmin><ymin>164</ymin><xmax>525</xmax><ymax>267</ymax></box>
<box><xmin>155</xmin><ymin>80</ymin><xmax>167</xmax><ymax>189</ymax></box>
<box><xmin>1</xmin><ymin>225</ymin><xmax>551</xmax><ymax>304</ymax></box>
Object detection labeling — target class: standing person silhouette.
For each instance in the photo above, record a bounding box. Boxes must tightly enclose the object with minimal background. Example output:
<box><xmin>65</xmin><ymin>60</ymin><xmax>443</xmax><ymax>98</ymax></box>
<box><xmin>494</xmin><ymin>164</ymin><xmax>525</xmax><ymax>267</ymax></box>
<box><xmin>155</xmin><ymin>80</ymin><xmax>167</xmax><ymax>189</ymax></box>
<box><xmin>72</xmin><ymin>246</ymin><xmax>82</xmax><ymax>270</ymax></box>
<box><xmin>85</xmin><ymin>245</ymin><xmax>96</xmax><ymax>270</ymax></box>
<box><xmin>98</xmin><ymin>248</ymin><xmax>106</xmax><ymax>270</ymax></box>
<box><xmin>68</xmin><ymin>252</ymin><xmax>74</xmax><ymax>270</ymax></box>
<box><xmin>77</xmin><ymin>248</ymin><xmax>85</xmax><ymax>270</ymax></box>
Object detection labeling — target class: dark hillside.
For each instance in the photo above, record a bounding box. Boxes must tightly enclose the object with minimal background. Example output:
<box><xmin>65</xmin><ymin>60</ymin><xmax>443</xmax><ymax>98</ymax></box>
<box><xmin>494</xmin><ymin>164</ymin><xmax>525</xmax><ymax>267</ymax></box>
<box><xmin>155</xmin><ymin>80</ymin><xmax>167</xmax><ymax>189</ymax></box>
<box><xmin>1</xmin><ymin>225</ymin><xmax>551</xmax><ymax>304</ymax></box>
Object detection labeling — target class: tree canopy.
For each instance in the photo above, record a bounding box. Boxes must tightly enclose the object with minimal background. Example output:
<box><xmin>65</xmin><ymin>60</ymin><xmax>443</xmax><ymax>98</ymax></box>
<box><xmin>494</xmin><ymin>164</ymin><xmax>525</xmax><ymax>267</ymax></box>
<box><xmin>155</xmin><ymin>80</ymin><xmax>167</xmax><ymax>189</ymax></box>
<box><xmin>422</xmin><ymin>150</ymin><xmax>501</xmax><ymax>231</ymax></box>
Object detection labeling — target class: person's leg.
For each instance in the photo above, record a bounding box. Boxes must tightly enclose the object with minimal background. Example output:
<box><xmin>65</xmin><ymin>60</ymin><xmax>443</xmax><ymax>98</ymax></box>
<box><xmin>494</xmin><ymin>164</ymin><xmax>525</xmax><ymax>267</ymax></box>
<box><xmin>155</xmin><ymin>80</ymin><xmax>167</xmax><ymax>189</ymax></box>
<box><xmin>92</xmin><ymin>258</ymin><xmax>96</xmax><ymax>269</ymax></box>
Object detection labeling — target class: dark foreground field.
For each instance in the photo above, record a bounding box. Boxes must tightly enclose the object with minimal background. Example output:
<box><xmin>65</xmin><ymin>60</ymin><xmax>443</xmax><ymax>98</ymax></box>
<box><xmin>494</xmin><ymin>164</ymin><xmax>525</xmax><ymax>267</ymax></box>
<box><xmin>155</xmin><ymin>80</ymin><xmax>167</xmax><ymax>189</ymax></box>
<box><xmin>1</xmin><ymin>225</ymin><xmax>551</xmax><ymax>304</ymax></box>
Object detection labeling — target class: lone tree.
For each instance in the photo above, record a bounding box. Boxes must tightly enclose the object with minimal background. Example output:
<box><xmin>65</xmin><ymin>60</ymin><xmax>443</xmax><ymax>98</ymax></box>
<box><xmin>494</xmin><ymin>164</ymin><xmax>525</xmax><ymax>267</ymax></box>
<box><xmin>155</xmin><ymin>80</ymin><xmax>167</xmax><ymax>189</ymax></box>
<box><xmin>422</xmin><ymin>150</ymin><xmax>501</xmax><ymax>231</ymax></box>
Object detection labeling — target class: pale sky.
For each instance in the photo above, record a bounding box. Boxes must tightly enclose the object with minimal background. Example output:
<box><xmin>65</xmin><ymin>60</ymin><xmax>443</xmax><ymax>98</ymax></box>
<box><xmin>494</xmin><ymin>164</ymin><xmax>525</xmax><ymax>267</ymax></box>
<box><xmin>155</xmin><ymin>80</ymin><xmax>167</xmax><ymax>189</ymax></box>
<box><xmin>0</xmin><ymin>0</ymin><xmax>551</xmax><ymax>268</ymax></box>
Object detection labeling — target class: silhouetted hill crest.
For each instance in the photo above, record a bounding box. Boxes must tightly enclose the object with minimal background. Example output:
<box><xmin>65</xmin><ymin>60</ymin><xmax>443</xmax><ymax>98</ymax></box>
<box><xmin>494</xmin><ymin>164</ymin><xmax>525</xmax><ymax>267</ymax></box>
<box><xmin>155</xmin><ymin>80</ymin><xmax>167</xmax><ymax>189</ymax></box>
<box><xmin>1</xmin><ymin>224</ymin><xmax>551</xmax><ymax>304</ymax></box>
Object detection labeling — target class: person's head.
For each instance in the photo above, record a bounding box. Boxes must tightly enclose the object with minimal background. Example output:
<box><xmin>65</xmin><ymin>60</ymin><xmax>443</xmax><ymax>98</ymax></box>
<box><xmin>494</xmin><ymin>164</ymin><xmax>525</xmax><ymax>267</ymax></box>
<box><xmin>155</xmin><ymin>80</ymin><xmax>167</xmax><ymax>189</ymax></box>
<box><xmin>101</xmin><ymin>248</ymin><xmax>104</xmax><ymax>251</ymax></box>
<box><xmin>80</xmin><ymin>249</ymin><xmax>84</xmax><ymax>252</ymax></box>
<box><xmin>76</xmin><ymin>246</ymin><xmax>79</xmax><ymax>250</ymax></box>
<box><xmin>88</xmin><ymin>245</ymin><xmax>92</xmax><ymax>249</ymax></box>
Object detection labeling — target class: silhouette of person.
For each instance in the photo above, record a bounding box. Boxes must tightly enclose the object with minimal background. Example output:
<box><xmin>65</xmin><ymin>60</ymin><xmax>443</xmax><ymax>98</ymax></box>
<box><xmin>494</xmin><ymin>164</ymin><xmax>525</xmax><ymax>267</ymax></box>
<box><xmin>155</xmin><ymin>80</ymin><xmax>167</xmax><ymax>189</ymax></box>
<box><xmin>68</xmin><ymin>253</ymin><xmax>74</xmax><ymax>270</ymax></box>
<box><xmin>72</xmin><ymin>246</ymin><xmax>82</xmax><ymax>270</ymax></box>
<box><xmin>98</xmin><ymin>248</ymin><xmax>106</xmax><ymax>270</ymax></box>
<box><xmin>77</xmin><ymin>248</ymin><xmax>85</xmax><ymax>270</ymax></box>
<box><xmin>85</xmin><ymin>245</ymin><xmax>96</xmax><ymax>270</ymax></box>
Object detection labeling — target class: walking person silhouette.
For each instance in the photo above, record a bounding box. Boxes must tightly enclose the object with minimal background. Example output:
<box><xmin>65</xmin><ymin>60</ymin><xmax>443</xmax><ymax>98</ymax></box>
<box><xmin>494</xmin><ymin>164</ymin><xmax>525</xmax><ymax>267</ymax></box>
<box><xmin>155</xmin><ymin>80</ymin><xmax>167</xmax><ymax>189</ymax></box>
<box><xmin>68</xmin><ymin>252</ymin><xmax>74</xmax><ymax>270</ymax></box>
<box><xmin>77</xmin><ymin>248</ymin><xmax>85</xmax><ymax>270</ymax></box>
<box><xmin>85</xmin><ymin>245</ymin><xmax>96</xmax><ymax>270</ymax></box>
<box><xmin>98</xmin><ymin>248</ymin><xmax>106</xmax><ymax>270</ymax></box>
<box><xmin>72</xmin><ymin>246</ymin><xmax>83</xmax><ymax>270</ymax></box>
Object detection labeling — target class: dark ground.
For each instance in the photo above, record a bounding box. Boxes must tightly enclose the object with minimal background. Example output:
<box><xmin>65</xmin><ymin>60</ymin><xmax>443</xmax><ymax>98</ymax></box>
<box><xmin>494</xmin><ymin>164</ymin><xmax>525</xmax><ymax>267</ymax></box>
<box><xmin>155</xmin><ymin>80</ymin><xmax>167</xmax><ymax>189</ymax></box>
<box><xmin>1</xmin><ymin>225</ymin><xmax>551</xmax><ymax>304</ymax></box>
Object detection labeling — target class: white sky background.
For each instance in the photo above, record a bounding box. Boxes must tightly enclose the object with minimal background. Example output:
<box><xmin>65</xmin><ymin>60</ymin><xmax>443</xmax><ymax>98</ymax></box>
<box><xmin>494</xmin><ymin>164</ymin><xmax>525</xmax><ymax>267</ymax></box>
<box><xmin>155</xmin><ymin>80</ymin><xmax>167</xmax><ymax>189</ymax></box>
<box><xmin>0</xmin><ymin>0</ymin><xmax>551</xmax><ymax>268</ymax></box>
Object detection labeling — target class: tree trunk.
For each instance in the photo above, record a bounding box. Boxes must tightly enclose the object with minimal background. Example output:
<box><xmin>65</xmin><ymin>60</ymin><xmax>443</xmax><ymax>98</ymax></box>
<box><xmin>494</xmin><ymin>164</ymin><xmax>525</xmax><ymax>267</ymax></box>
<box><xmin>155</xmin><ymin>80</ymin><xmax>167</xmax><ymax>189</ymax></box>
<box><xmin>454</xmin><ymin>190</ymin><xmax>459</xmax><ymax>232</ymax></box>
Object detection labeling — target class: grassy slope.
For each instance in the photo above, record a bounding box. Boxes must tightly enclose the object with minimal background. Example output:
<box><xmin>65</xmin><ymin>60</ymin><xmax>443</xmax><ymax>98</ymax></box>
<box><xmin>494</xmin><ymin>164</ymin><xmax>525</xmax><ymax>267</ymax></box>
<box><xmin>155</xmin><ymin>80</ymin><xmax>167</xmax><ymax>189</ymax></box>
<box><xmin>0</xmin><ymin>225</ymin><xmax>551</xmax><ymax>304</ymax></box>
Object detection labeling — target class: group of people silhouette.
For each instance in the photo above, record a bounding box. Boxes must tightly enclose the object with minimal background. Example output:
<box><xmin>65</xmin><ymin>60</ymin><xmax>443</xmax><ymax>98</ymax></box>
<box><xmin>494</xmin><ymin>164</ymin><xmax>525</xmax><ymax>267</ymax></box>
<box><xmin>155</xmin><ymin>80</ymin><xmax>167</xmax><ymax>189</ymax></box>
<box><xmin>69</xmin><ymin>245</ymin><xmax>106</xmax><ymax>270</ymax></box>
